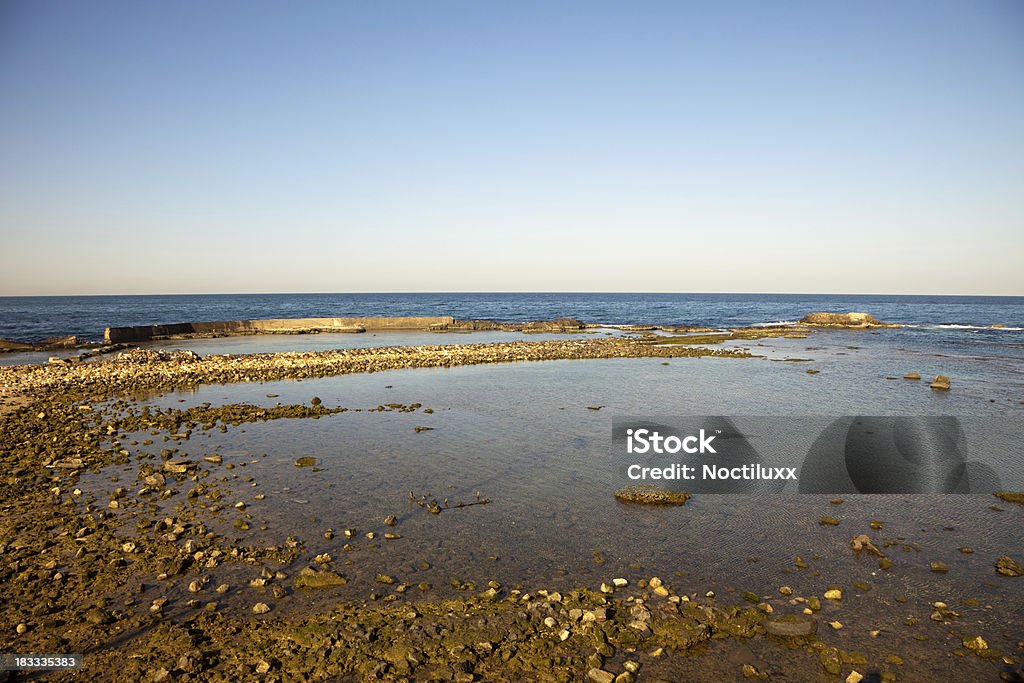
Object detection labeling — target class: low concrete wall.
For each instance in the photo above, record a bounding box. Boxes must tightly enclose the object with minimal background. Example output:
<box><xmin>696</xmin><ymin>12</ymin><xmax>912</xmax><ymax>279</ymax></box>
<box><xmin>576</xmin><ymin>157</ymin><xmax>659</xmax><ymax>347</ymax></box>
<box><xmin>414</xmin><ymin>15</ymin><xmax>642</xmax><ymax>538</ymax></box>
<box><xmin>105</xmin><ymin>316</ymin><xmax>455</xmax><ymax>343</ymax></box>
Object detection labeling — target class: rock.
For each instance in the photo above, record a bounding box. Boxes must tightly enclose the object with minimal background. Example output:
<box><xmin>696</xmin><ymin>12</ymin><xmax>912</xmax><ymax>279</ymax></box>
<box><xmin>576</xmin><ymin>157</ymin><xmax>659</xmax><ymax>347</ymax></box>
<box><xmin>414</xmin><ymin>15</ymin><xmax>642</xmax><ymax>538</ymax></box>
<box><xmin>850</xmin><ymin>534</ymin><xmax>884</xmax><ymax>557</ymax></box>
<box><xmin>614</xmin><ymin>485</ymin><xmax>689</xmax><ymax>505</ymax></box>
<box><xmin>819</xmin><ymin>516</ymin><xmax>840</xmax><ymax>526</ymax></box>
<box><xmin>310</xmin><ymin>397</ymin><xmax>322</xmax><ymax>405</ymax></box>
<box><xmin>847</xmin><ymin>672</ymin><xmax>864</xmax><ymax>683</ymax></box>
<box><xmin>903</xmin><ymin>372</ymin><xmax>921</xmax><ymax>380</ymax></box>
<box><xmin>995</xmin><ymin>492</ymin><xmax>1024</xmax><ymax>505</ymax></box>
<box><xmin>384</xmin><ymin>515</ymin><xmax>397</xmax><ymax>526</ymax></box>
<box><xmin>587</xmin><ymin>668</ymin><xmax>616</xmax><ymax>683</ymax></box>
<box><xmin>252</xmin><ymin>602</ymin><xmax>271</xmax><ymax>614</ymax></box>
<box><xmin>294</xmin><ymin>456</ymin><xmax>317</xmax><ymax>467</ymax></box>
<box><xmin>742</xmin><ymin>664</ymin><xmax>766</xmax><ymax>679</ymax></box>
<box><xmin>162</xmin><ymin>459</ymin><xmax>193</xmax><ymax>474</ymax></box>
<box><xmin>824</xmin><ymin>589</ymin><xmax>842</xmax><ymax>601</ymax></box>
<box><xmin>995</xmin><ymin>556</ymin><xmax>1024</xmax><ymax>577</ymax></box>
<box><xmin>798</xmin><ymin>312</ymin><xmax>888</xmax><ymax>328</ymax></box>
<box><xmin>294</xmin><ymin>568</ymin><xmax>348</xmax><ymax>590</ymax></box>
<box><xmin>41</xmin><ymin>335</ymin><xmax>78</xmax><ymax>348</ymax></box>
<box><xmin>963</xmin><ymin>635</ymin><xmax>988</xmax><ymax>652</ymax></box>
<box><xmin>764</xmin><ymin>615</ymin><xmax>818</xmax><ymax>637</ymax></box>
<box><xmin>930</xmin><ymin>375</ymin><xmax>951</xmax><ymax>390</ymax></box>
<box><xmin>930</xmin><ymin>561</ymin><xmax>949</xmax><ymax>573</ymax></box>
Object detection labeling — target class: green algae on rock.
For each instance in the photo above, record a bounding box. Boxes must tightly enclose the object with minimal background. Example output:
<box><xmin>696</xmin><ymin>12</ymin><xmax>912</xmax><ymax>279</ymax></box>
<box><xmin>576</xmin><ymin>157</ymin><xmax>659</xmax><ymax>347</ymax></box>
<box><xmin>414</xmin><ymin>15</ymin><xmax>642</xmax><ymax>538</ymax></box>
<box><xmin>613</xmin><ymin>485</ymin><xmax>690</xmax><ymax>505</ymax></box>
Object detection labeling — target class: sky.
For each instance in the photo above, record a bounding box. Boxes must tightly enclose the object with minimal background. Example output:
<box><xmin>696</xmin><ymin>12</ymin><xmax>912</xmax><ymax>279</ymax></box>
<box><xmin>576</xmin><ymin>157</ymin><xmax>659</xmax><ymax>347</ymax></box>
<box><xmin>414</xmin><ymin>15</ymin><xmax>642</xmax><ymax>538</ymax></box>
<box><xmin>1</xmin><ymin>0</ymin><xmax>1022</xmax><ymax>296</ymax></box>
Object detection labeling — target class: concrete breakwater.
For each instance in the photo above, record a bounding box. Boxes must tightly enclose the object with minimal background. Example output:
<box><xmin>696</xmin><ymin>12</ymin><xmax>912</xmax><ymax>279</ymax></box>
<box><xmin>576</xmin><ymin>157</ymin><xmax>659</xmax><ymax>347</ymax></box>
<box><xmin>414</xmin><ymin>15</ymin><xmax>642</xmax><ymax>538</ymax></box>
<box><xmin>103</xmin><ymin>316</ymin><xmax>596</xmax><ymax>342</ymax></box>
<box><xmin>104</xmin><ymin>316</ymin><xmax>456</xmax><ymax>342</ymax></box>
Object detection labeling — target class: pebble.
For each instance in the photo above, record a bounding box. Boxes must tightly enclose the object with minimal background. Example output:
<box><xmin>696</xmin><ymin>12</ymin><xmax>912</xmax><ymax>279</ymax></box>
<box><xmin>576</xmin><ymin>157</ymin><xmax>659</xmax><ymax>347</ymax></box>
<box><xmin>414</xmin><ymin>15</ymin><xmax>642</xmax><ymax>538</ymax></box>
<box><xmin>252</xmin><ymin>602</ymin><xmax>271</xmax><ymax>614</ymax></box>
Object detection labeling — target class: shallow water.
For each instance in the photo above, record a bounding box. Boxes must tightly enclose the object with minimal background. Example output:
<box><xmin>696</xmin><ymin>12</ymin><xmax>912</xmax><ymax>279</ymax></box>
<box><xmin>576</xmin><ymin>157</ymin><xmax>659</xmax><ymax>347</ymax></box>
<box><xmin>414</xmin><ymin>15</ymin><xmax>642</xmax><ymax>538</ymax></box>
<box><xmin>77</xmin><ymin>331</ymin><xmax>1024</xmax><ymax>676</ymax></box>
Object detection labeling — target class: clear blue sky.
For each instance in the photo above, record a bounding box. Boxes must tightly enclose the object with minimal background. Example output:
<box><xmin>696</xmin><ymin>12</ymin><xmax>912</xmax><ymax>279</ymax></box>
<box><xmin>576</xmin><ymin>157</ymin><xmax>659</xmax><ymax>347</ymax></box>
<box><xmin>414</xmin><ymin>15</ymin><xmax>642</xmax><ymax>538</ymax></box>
<box><xmin>1</xmin><ymin>0</ymin><xmax>1022</xmax><ymax>295</ymax></box>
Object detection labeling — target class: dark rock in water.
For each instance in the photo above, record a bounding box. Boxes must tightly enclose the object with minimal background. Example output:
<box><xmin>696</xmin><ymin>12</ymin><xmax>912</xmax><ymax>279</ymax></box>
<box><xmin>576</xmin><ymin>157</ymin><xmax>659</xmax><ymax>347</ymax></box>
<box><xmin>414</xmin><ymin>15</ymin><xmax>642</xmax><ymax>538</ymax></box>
<box><xmin>995</xmin><ymin>492</ymin><xmax>1024</xmax><ymax>505</ymax></box>
<box><xmin>764</xmin><ymin>614</ymin><xmax>818</xmax><ymax>637</ymax></box>
<box><xmin>798</xmin><ymin>312</ymin><xmax>890</xmax><ymax>328</ymax></box>
<box><xmin>294</xmin><ymin>568</ymin><xmax>348</xmax><ymax>589</ymax></box>
<box><xmin>850</xmin><ymin>534</ymin><xmax>884</xmax><ymax>557</ymax></box>
<box><xmin>613</xmin><ymin>485</ymin><xmax>689</xmax><ymax>505</ymax></box>
<box><xmin>294</xmin><ymin>456</ymin><xmax>317</xmax><ymax>467</ymax></box>
<box><xmin>40</xmin><ymin>335</ymin><xmax>78</xmax><ymax>348</ymax></box>
<box><xmin>994</xmin><ymin>556</ymin><xmax>1023</xmax><ymax>577</ymax></box>
<box><xmin>930</xmin><ymin>375</ymin><xmax>951</xmax><ymax>390</ymax></box>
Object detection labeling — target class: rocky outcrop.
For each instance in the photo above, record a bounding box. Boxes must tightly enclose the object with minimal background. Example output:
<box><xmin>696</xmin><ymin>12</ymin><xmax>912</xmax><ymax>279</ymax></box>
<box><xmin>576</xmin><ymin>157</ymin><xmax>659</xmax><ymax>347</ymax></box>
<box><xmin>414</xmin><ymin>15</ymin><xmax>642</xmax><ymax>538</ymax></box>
<box><xmin>798</xmin><ymin>312</ymin><xmax>894</xmax><ymax>328</ymax></box>
<box><xmin>0</xmin><ymin>335</ymin><xmax>79</xmax><ymax>353</ymax></box>
<box><xmin>436</xmin><ymin>318</ymin><xmax>592</xmax><ymax>333</ymax></box>
<box><xmin>0</xmin><ymin>338</ymin><xmax>36</xmax><ymax>351</ymax></box>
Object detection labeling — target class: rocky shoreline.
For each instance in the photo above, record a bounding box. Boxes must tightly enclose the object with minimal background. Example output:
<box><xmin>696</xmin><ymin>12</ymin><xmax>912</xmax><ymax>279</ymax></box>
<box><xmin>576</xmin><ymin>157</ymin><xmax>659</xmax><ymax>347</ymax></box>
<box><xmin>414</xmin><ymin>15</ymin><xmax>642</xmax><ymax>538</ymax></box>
<box><xmin>2</xmin><ymin>330</ymin><xmax>1021</xmax><ymax>682</ymax></box>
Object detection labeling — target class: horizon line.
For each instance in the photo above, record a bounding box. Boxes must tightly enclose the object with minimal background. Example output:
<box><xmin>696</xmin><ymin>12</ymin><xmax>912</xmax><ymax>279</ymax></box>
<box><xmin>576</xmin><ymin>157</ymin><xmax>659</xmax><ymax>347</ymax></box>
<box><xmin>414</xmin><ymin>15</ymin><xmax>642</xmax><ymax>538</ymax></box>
<box><xmin>1</xmin><ymin>290</ymin><xmax>1023</xmax><ymax>299</ymax></box>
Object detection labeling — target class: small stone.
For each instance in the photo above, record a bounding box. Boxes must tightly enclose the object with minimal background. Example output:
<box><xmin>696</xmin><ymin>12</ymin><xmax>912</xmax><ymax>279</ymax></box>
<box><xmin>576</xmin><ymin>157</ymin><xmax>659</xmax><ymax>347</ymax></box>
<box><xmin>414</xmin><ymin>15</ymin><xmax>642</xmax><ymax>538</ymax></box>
<box><xmin>16</xmin><ymin>623</ymin><xmax>28</xmax><ymax>634</ymax></box>
<box><xmin>742</xmin><ymin>664</ymin><xmax>765</xmax><ymax>679</ymax></box>
<box><xmin>930</xmin><ymin>561</ymin><xmax>949</xmax><ymax>573</ymax></box>
<box><xmin>847</xmin><ymin>672</ymin><xmax>864</xmax><ymax>683</ymax></box>
<box><xmin>384</xmin><ymin>515</ymin><xmax>398</xmax><ymax>526</ymax></box>
<box><xmin>613</xmin><ymin>578</ymin><xmax>628</xmax><ymax>587</ymax></box>
<box><xmin>779</xmin><ymin>586</ymin><xmax>793</xmax><ymax>596</ymax></box>
<box><xmin>829</xmin><ymin>621</ymin><xmax>843</xmax><ymax>630</ymax></box>
<box><xmin>820</xmin><ymin>516</ymin><xmax>840</xmax><ymax>526</ymax></box>
<box><xmin>587</xmin><ymin>668</ymin><xmax>615</xmax><ymax>683</ymax></box>
<box><xmin>294</xmin><ymin>456</ymin><xmax>317</xmax><ymax>467</ymax></box>
<box><xmin>963</xmin><ymin>635</ymin><xmax>988</xmax><ymax>652</ymax></box>
<box><xmin>824</xmin><ymin>589</ymin><xmax>842</xmax><ymax>601</ymax></box>
<box><xmin>252</xmin><ymin>602</ymin><xmax>271</xmax><ymax>614</ymax></box>
<box><xmin>995</xmin><ymin>555</ymin><xmax>1024</xmax><ymax>577</ymax></box>
<box><xmin>930</xmin><ymin>375</ymin><xmax>951</xmax><ymax>390</ymax></box>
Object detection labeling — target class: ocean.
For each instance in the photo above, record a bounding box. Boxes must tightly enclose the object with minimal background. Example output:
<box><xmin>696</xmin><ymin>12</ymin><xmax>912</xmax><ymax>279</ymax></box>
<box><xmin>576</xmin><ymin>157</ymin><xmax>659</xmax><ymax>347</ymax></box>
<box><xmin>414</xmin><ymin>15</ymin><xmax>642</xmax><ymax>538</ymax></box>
<box><xmin>2</xmin><ymin>292</ymin><xmax>1023</xmax><ymax>342</ymax></box>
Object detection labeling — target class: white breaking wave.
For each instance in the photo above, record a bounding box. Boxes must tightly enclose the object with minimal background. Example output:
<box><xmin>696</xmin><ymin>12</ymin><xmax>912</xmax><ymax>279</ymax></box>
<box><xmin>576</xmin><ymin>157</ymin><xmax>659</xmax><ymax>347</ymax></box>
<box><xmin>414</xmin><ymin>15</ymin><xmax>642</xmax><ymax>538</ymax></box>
<box><xmin>749</xmin><ymin>320</ymin><xmax>800</xmax><ymax>328</ymax></box>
